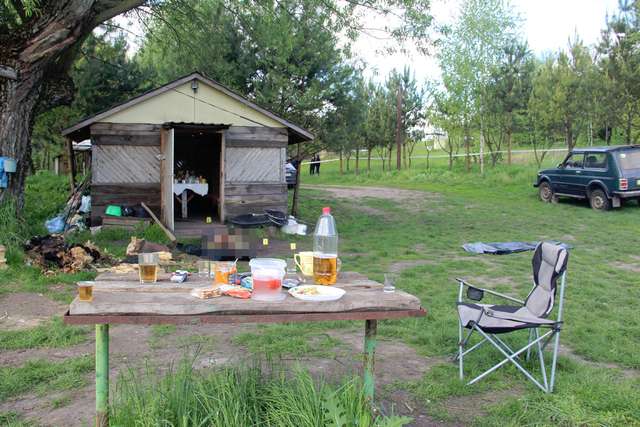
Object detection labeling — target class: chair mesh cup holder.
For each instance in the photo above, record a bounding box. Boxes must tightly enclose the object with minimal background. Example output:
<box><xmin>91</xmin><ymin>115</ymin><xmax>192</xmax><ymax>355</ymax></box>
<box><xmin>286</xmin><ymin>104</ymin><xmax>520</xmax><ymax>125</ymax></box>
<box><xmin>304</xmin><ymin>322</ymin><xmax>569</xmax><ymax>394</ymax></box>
<box><xmin>466</xmin><ymin>286</ymin><xmax>484</xmax><ymax>301</ymax></box>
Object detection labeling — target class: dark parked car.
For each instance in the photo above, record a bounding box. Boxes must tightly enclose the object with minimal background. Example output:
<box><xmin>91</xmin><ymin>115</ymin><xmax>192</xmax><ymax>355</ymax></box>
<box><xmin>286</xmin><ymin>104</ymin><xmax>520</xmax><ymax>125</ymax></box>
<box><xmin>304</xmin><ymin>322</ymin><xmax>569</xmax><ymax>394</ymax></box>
<box><xmin>285</xmin><ymin>162</ymin><xmax>297</xmax><ymax>189</ymax></box>
<box><xmin>534</xmin><ymin>145</ymin><xmax>640</xmax><ymax>211</ymax></box>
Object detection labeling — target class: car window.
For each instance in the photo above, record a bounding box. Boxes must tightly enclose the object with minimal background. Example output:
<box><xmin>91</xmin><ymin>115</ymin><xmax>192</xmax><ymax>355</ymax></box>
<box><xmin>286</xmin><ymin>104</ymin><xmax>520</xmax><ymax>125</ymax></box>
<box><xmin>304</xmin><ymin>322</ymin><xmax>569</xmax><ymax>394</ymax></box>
<box><xmin>564</xmin><ymin>153</ymin><xmax>584</xmax><ymax>169</ymax></box>
<box><xmin>617</xmin><ymin>149</ymin><xmax>640</xmax><ymax>173</ymax></box>
<box><xmin>584</xmin><ymin>153</ymin><xmax>607</xmax><ymax>169</ymax></box>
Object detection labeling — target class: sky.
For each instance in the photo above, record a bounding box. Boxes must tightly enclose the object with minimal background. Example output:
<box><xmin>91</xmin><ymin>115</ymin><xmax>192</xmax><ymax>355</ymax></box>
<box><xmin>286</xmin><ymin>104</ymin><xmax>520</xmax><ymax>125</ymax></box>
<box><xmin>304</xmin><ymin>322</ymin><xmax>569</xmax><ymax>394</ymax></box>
<box><xmin>356</xmin><ymin>0</ymin><xmax>621</xmax><ymax>83</ymax></box>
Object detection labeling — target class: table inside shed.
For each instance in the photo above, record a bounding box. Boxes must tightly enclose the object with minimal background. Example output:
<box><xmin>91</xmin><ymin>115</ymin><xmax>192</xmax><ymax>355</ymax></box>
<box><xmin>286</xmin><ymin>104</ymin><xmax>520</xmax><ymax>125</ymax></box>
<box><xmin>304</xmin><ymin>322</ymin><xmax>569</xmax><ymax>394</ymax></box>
<box><xmin>64</xmin><ymin>271</ymin><xmax>426</xmax><ymax>427</ymax></box>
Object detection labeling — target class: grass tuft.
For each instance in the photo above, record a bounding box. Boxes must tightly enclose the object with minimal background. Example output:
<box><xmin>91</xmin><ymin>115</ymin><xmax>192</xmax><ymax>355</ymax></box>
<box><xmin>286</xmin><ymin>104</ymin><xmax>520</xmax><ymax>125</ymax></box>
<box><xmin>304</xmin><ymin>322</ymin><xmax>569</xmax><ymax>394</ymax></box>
<box><xmin>0</xmin><ymin>356</ymin><xmax>93</xmax><ymax>402</ymax></box>
<box><xmin>111</xmin><ymin>358</ymin><xmax>411</xmax><ymax>426</ymax></box>
<box><xmin>0</xmin><ymin>317</ymin><xmax>88</xmax><ymax>350</ymax></box>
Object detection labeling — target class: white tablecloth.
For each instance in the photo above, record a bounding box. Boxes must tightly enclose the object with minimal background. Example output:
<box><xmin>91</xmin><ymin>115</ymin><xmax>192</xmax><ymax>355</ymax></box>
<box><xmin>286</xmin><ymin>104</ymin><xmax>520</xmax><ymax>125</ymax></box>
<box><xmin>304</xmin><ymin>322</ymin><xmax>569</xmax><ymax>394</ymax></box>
<box><xmin>173</xmin><ymin>183</ymin><xmax>208</xmax><ymax>196</ymax></box>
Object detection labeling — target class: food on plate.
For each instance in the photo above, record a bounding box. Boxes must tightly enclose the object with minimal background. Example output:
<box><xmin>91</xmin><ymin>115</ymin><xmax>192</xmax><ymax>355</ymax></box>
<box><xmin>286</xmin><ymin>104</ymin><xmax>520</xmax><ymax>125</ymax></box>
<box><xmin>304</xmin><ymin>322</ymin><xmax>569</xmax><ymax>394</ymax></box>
<box><xmin>288</xmin><ymin>285</ymin><xmax>346</xmax><ymax>302</ymax></box>
<box><xmin>293</xmin><ymin>286</ymin><xmax>320</xmax><ymax>295</ymax></box>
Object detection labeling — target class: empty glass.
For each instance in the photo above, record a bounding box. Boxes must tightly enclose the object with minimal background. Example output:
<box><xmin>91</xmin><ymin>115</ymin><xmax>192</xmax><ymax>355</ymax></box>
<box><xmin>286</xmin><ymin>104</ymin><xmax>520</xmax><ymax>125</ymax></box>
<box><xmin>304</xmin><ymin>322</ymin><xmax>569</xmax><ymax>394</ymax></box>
<box><xmin>197</xmin><ymin>259</ymin><xmax>211</xmax><ymax>278</ymax></box>
<box><xmin>383</xmin><ymin>273</ymin><xmax>397</xmax><ymax>293</ymax></box>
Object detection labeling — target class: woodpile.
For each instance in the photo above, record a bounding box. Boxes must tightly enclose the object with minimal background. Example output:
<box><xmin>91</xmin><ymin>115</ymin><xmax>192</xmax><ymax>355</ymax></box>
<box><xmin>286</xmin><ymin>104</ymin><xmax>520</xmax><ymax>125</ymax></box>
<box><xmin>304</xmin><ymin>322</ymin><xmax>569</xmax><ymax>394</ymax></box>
<box><xmin>24</xmin><ymin>235</ymin><xmax>112</xmax><ymax>273</ymax></box>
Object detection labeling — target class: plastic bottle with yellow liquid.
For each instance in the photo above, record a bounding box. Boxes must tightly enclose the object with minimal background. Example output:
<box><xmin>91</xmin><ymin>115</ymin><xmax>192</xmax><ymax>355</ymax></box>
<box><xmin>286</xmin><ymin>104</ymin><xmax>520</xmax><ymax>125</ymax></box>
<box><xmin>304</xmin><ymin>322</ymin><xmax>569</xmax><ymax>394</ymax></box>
<box><xmin>313</xmin><ymin>207</ymin><xmax>339</xmax><ymax>285</ymax></box>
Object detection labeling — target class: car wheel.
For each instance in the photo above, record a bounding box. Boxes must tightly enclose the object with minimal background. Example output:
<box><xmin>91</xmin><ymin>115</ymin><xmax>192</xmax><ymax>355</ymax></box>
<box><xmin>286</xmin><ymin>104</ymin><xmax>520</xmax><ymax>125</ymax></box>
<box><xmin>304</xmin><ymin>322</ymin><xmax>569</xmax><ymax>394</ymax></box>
<box><xmin>589</xmin><ymin>189</ymin><xmax>611</xmax><ymax>211</ymax></box>
<box><xmin>538</xmin><ymin>181</ymin><xmax>554</xmax><ymax>203</ymax></box>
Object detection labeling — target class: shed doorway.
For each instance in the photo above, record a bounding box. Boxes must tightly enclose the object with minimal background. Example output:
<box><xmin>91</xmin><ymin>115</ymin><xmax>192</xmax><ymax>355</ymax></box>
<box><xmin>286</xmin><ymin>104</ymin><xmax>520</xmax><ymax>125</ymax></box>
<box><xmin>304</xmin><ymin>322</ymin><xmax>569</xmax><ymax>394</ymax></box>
<box><xmin>162</xmin><ymin>125</ymin><xmax>225</xmax><ymax>235</ymax></box>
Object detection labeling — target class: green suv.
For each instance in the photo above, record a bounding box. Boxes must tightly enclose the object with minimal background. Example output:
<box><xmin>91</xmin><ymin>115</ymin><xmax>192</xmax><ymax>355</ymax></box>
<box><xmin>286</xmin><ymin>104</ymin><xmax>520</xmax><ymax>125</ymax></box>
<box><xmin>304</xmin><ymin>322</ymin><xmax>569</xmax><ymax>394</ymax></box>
<box><xmin>534</xmin><ymin>145</ymin><xmax>640</xmax><ymax>211</ymax></box>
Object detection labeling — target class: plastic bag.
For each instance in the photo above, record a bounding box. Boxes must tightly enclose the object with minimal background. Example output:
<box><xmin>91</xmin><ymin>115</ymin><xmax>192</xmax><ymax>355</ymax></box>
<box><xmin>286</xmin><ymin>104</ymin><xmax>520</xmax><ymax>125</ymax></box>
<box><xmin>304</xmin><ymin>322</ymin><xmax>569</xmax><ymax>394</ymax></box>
<box><xmin>45</xmin><ymin>216</ymin><xmax>65</xmax><ymax>234</ymax></box>
<box><xmin>79</xmin><ymin>195</ymin><xmax>91</xmax><ymax>213</ymax></box>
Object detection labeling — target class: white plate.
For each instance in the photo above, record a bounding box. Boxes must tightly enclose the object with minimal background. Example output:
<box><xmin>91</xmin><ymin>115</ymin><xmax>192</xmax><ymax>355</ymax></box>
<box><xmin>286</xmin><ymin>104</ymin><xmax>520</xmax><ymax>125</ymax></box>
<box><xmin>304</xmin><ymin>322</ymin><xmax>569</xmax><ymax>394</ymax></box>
<box><xmin>288</xmin><ymin>285</ymin><xmax>346</xmax><ymax>302</ymax></box>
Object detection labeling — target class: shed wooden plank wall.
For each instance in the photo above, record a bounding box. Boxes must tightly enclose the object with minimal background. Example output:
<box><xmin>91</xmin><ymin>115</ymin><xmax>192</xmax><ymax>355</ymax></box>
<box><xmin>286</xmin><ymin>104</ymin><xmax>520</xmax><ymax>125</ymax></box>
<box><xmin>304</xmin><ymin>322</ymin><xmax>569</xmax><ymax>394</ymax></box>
<box><xmin>90</xmin><ymin>123</ymin><xmax>161</xmax><ymax>224</ymax></box>
<box><xmin>224</xmin><ymin>127</ymin><xmax>288</xmax><ymax>217</ymax></box>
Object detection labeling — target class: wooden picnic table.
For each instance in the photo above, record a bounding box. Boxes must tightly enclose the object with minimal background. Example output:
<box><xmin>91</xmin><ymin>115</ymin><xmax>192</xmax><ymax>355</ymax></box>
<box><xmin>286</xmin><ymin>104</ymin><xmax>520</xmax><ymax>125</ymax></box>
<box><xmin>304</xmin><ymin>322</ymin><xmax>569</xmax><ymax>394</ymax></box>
<box><xmin>64</xmin><ymin>271</ymin><xmax>426</xmax><ymax>427</ymax></box>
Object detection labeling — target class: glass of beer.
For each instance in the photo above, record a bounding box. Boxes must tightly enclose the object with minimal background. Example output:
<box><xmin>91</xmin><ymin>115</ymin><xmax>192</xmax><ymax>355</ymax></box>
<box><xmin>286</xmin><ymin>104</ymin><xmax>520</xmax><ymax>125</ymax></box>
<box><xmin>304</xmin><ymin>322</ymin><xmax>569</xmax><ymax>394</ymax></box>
<box><xmin>77</xmin><ymin>281</ymin><xmax>94</xmax><ymax>302</ymax></box>
<box><xmin>138</xmin><ymin>253</ymin><xmax>159</xmax><ymax>283</ymax></box>
<box><xmin>313</xmin><ymin>255</ymin><xmax>341</xmax><ymax>285</ymax></box>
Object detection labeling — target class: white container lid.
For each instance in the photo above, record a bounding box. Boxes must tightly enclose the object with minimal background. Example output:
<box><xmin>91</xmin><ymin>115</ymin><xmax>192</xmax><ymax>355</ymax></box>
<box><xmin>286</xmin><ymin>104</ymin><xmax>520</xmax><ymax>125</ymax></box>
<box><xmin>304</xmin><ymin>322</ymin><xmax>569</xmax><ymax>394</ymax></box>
<box><xmin>249</xmin><ymin>258</ymin><xmax>286</xmax><ymax>270</ymax></box>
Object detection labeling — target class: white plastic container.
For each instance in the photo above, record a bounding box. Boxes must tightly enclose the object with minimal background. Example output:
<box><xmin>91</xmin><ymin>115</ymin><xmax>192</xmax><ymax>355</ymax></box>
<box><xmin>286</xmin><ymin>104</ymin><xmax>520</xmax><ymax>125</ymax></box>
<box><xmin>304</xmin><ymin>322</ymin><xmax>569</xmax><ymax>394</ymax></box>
<box><xmin>249</xmin><ymin>258</ymin><xmax>286</xmax><ymax>301</ymax></box>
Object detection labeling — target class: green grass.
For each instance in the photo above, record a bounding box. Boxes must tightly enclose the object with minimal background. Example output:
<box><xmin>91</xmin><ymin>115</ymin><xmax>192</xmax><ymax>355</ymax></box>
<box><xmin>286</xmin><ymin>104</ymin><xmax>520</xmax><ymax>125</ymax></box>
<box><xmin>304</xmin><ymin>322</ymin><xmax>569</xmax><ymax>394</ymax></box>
<box><xmin>233</xmin><ymin>322</ymin><xmax>347</xmax><ymax>358</ymax></box>
<box><xmin>285</xmin><ymin>157</ymin><xmax>640</xmax><ymax>424</ymax></box>
<box><xmin>0</xmin><ymin>264</ymin><xmax>95</xmax><ymax>302</ymax></box>
<box><xmin>149</xmin><ymin>324</ymin><xmax>177</xmax><ymax>349</ymax></box>
<box><xmin>111</xmin><ymin>358</ymin><xmax>411</xmax><ymax>426</ymax></box>
<box><xmin>3</xmin><ymin>158</ymin><xmax>639</xmax><ymax>424</ymax></box>
<box><xmin>0</xmin><ymin>356</ymin><xmax>93</xmax><ymax>402</ymax></box>
<box><xmin>0</xmin><ymin>317</ymin><xmax>88</xmax><ymax>350</ymax></box>
<box><xmin>0</xmin><ymin>412</ymin><xmax>36</xmax><ymax>427</ymax></box>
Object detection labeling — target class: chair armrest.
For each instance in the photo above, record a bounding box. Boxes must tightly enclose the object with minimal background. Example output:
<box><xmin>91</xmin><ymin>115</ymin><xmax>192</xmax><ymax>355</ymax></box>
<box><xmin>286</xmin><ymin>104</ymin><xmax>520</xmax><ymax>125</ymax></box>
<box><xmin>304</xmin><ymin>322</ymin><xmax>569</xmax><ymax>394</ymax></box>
<box><xmin>455</xmin><ymin>278</ymin><xmax>525</xmax><ymax>305</ymax></box>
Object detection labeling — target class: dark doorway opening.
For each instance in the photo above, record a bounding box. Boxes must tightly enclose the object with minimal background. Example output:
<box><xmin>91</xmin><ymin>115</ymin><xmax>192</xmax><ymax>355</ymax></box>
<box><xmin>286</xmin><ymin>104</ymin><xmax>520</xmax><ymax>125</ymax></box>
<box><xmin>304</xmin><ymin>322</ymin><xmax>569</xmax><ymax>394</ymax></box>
<box><xmin>173</xmin><ymin>127</ymin><xmax>222</xmax><ymax>224</ymax></box>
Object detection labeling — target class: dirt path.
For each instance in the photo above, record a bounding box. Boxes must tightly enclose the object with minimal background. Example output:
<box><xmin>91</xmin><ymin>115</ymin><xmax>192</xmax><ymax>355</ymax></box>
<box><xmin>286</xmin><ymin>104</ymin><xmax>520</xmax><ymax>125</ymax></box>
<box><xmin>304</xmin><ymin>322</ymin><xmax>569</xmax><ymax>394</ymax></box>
<box><xmin>301</xmin><ymin>184</ymin><xmax>442</xmax><ymax>213</ymax></box>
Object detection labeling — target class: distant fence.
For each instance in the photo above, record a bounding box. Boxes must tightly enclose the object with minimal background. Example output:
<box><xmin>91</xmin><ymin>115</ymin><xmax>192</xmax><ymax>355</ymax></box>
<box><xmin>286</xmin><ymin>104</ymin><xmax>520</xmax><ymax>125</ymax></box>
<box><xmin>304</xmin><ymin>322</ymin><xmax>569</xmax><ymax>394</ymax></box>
<box><xmin>301</xmin><ymin>148</ymin><xmax>569</xmax><ymax>165</ymax></box>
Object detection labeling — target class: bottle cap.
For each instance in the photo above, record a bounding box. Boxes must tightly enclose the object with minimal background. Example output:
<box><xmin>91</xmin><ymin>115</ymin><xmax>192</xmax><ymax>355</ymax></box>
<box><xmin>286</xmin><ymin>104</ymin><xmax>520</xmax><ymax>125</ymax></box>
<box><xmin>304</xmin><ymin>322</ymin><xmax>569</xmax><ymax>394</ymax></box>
<box><xmin>322</xmin><ymin>207</ymin><xmax>331</xmax><ymax>215</ymax></box>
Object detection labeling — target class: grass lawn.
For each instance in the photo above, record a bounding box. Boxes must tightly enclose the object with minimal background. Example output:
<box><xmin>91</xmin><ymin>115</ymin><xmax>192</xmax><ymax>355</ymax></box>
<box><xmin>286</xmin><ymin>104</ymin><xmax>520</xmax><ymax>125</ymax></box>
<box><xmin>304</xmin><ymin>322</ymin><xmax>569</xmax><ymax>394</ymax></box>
<box><xmin>268</xmin><ymin>157</ymin><xmax>638</xmax><ymax>424</ymax></box>
<box><xmin>1</xmin><ymin>159</ymin><xmax>638</xmax><ymax>425</ymax></box>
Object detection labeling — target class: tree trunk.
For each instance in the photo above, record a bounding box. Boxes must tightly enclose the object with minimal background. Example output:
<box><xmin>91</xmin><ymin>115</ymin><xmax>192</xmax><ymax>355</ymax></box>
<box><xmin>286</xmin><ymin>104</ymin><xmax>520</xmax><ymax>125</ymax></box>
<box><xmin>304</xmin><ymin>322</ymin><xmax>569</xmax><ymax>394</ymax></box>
<box><xmin>367</xmin><ymin>149</ymin><xmax>371</xmax><ymax>172</ymax></box>
<box><xmin>355</xmin><ymin>147</ymin><xmax>359</xmax><ymax>175</ymax></box>
<box><xmin>506</xmin><ymin>117</ymin><xmax>513</xmax><ymax>166</ymax></box>
<box><xmin>565</xmin><ymin>119</ymin><xmax>575</xmax><ymax>151</ymax></box>
<box><xmin>396</xmin><ymin>85</ymin><xmax>403</xmax><ymax>170</ymax></box>
<box><xmin>464</xmin><ymin>127</ymin><xmax>471</xmax><ymax>172</ymax></box>
<box><xmin>388</xmin><ymin>145</ymin><xmax>393</xmax><ymax>171</ymax></box>
<box><xmin>339</xmin><ymin>150</ymin><xmax>343</xmax><ymax>174</ymax></box>
<box><xmin>0</xmin><ymin>0</ymin><xmax>146</xmax><ymax>214</ymax></box>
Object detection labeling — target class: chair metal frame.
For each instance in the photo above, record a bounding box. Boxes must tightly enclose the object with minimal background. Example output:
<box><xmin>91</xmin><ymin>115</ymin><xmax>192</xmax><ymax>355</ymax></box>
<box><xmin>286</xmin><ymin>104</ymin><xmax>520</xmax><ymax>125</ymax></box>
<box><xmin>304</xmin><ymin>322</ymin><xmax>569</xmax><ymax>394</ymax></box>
<box><xmin>455</xmin><ymin>272</ymin><xmax>566</xmax><ymax>393</ymax></box>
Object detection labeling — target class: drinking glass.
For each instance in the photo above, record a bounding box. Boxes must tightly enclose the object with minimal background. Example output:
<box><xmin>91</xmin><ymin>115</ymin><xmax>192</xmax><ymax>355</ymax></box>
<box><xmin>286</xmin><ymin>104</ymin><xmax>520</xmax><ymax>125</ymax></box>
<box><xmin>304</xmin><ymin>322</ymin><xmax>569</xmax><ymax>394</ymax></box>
<box><xmin>197</xmin><ymin>259</ymin><xmax>211</xmax><ymax>278</ymax></box>
<box><xmin>383</xmin><ymin>273</ymin><xmax>397</xmax><ymax>293</ymax></box>
<box><xmin>138</xmin><ymin>253</ymin><xmax>159</xmax><ymax>283</ymax></box>
<box><xmin>77</xmin><ymin>281</ymin><xmax>94</xmax><ymax>302</ymax></box>
<box><xmin>213</xmin><ymin>261</ymin><xmax>234</xmax><ymax>285</ymax></box>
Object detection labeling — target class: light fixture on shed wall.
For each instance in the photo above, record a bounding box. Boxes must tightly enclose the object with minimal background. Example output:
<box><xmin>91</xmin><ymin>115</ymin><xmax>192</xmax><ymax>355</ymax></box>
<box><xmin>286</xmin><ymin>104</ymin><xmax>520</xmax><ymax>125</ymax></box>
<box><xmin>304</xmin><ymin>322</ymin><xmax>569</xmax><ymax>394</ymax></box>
<box><xmin>191</xmin><ymin>79</ymin><xmax>199</xmax><ymax>94</ymax></box>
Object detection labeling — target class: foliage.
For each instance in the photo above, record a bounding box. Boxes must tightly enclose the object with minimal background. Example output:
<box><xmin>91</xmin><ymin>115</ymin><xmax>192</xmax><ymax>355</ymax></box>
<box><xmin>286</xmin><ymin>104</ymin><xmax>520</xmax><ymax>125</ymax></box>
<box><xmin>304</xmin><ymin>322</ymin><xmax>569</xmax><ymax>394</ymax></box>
<box><xmin>437</xmin><ymin>0</ymin><xmax>521</xmax><ymax>170</ymax></box>
<box><xmin>598</xmin><ymin>0</ymin><xmax>640</xmax><ymax>144</ymax></box>
<box><xmin>111</xmin><ymin>359</ymin><xmax>411</xmax><ymax>426</ymax></box>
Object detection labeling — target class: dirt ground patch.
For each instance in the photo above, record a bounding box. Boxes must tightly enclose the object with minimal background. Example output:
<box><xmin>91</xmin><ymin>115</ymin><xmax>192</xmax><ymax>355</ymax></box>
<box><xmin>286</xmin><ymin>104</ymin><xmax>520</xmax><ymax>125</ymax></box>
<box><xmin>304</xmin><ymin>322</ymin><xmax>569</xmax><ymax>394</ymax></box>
<box><xmin>559</xmin><ymin>344</ymin><xmax>639</xmax><ymax>379</ymax></box>
<box><xmin>389</xmin><ymin>260</ymin><xmax>435</xmax><ymax>274</ymax></box>
<box><xmin>612</xmin><ymin>261</ymin><xmax>640</xmax><ymax>273</ymax></box>
<box><xmin>442</xmin><ymin>386</ymin><xmax>524</xmax><ymax>425</ymax></box>
<box><xmin>0</xmin><ymin>293</ymin><xmax>67</xmax><ymax>330</ymax></box>
<box><xmin>302</xmin><ymin>184</ymin><xmax>441</xmax><ymax>212</ymax></box>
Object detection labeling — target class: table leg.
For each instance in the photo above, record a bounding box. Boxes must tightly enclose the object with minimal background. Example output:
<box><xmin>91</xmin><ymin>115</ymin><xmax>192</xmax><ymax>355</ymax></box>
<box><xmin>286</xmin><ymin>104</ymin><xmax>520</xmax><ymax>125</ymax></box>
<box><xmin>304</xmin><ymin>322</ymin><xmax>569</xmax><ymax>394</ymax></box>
<box><xmin>363</xmin><ymin>319</ymin><xmax>377</xmax><ymax>402</ymax></box>
<box><xmin>96</xmin><ymin>324</ymin><xmax>109</xmax><ymax>427</ymax></box>
<box><xmin>181</xmin><ymin>190</ymin><xmax>188</xmax><ymax>219</ymax></box>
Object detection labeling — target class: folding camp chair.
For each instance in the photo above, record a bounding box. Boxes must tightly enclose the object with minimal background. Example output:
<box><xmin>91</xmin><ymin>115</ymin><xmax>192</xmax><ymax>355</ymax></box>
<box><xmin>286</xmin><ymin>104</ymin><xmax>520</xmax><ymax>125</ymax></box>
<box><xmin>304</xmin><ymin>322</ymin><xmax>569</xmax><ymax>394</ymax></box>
<box><xmin>455</xmin><ymin>242</ymin><xmax>568</xmax><ymax>393</ymax></box>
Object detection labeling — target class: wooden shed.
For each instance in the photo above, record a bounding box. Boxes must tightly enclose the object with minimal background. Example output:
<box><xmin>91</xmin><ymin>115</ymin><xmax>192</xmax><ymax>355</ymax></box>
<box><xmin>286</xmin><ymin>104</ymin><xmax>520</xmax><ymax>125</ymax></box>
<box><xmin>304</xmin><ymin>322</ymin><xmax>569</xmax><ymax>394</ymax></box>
<box><xmin>62</xmin><ymin>72</ymin><xmax>313</xmax><ymax>235</ymax></box>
